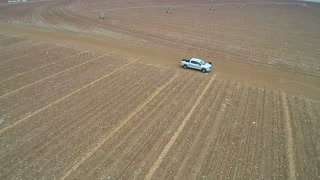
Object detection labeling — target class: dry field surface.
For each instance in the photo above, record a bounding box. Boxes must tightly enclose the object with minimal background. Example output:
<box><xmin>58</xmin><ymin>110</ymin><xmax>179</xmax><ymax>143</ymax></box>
<box><xmin>1</xmin><ymin>0</ymin><xmax>320</xmax><ymax>77</ymax></box>
<box><xmin>0</xmin><ymin>0</ymin><xmax>320</xmax><ymax>179</ymax></box>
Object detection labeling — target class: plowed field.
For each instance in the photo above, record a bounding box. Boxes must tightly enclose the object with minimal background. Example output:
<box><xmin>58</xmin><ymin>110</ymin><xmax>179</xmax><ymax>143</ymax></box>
<box><xmin>0</xmin><ymin>0</ymin><xmax>320</xmax><ymax>179</ymax></box>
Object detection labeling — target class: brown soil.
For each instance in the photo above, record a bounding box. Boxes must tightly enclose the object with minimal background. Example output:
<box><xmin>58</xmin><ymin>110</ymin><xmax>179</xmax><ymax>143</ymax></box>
<box><xmin>0</xmin><ymin>0</ymin><xmax>319</xmax><ymax>179</ymax></box>
<box><xmin>1</xmin><ymin>23</ymin><xmax>319</xmax><ymax>100</ymax></box>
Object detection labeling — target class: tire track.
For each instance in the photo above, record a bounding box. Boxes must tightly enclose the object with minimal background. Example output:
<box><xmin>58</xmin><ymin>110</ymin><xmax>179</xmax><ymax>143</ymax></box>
<box><xmin>61</xmin><ymin>72</ymin><xmax>179</xmax><ymax>180</ymax></box>
<box><xmin>281</xmin><ymin>92</ymin><xmax>296</xmax><ymax>180</ymax></box>
<box><xmin>0</xmin><ymin>58</ymin><xmax>137</xmax><ymax>135</ymax></box>
<box><xmin>144</xmin><ymin>73</ymin><xmax>217</xmax><ymax>180</ymax></box>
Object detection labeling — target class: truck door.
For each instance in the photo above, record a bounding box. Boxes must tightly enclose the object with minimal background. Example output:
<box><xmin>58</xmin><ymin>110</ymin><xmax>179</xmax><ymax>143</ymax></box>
<box><xmin>190</xmin><ymin>60</ymin><xmax>201</xmax><ymax>70</ymax></box>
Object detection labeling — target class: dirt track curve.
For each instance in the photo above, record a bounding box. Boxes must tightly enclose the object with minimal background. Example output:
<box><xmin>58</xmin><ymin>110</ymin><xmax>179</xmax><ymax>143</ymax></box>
<box><xmin>1</xmin><ymin>23</ymin><xmax>319</xmax><ymax>101</ymax></box>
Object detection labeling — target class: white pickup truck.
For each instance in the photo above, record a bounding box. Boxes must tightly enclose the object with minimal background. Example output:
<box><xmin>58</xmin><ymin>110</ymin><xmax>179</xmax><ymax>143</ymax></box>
<box><xmin>180</xmin><ymin>58</ymin><xmax>212</xmax><ymax>73</ymax></box>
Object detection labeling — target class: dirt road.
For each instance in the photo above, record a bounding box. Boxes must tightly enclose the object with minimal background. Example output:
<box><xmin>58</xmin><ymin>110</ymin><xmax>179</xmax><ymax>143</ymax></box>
<box><xmin>1</xmin><ymin>23</ymin><xmax>319</xmax><ymax>101</ymax></box>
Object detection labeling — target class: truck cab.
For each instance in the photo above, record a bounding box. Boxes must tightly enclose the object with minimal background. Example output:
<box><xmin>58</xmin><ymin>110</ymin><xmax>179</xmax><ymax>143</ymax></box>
<box><xmin>180</xmin><ymin>58</ymin><xmax>212</xmax><ymax>73</ymax></box>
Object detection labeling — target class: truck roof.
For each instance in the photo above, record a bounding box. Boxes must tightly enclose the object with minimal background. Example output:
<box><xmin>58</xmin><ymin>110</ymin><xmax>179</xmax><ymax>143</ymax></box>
<box><xmin>190</xmin><ymin>58</ymin><xmax>203</xmax><ymax>62</ymax></box>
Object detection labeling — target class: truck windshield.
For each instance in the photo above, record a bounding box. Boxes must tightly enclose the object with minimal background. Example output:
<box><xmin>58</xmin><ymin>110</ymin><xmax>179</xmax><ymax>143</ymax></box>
<box><xmin>200</xmin><ymin>60</ymin><xmax>206</xmax><ymax>65</ymax></box>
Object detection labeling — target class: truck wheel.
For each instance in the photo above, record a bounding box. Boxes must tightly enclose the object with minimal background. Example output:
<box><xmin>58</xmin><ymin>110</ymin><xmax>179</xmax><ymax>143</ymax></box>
<box><xmin>183</xmin><ymin>65</ymin><xmax>188</xmax><ymax>69</ymax></box>
<box><xmin>201</xmin><ymin>68</ymin><xmax>206</xmax><ymax>73</ymax></box>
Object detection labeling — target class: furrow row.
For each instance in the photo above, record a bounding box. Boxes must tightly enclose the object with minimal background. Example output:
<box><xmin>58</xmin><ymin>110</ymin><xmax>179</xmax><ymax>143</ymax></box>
<box><xmin>0</xmin><ymin>51</ymin><xmax>100</xmax><ymax>96</ymax></box>
<box><xmin>0</xmin><ymin>55</ymin><xmax>129</xmax><ymax>130</ymax></box>
<box><xmin>0</xmin><ymin>63</ymin><xmax>176</xmax><ymax>179</ymax></box>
